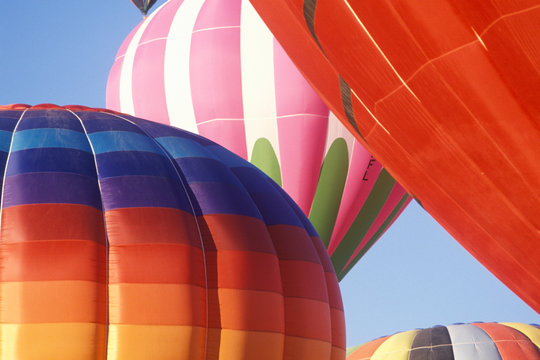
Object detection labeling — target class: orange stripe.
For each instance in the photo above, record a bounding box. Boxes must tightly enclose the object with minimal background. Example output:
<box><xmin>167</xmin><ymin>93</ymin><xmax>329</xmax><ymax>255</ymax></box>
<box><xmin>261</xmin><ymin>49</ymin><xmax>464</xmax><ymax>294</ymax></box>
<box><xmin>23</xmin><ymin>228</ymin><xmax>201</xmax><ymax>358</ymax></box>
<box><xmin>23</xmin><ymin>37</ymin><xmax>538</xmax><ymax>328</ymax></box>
<box><xmin>1</xmin><ymin>241</ymin><xmax>106</xmax><ymax>282</ymax></box>
<box><xmin>108</xmin><ymin>243</ymin><xmax>205</xmax><ymax>285</ymax></box>
<box><xmin>279</xmin><ymin>259</ymin><xmax>328</xmax><ymax>301</ymax></box>
<box><xmin>284</xmin><ymin>297</ymin><xmax>332</xmax><ymax>341</ymax></box>
<box><xmin>1</xmin><ymin>323</ymin><xmax>106</xmax><ymax>360</ymax></box>
<box><xmin>107</xmin><ymin>324</ymin><xmax>206</xmax><ymax>360</ymax></box>
<box><xmin>108</xmin><ymin>283</ymin><xmax>206</xmax><ymax>326</ymax></box>
<box><xmin>347</xmin><ymin>336</ymin><xmax>390</xmax><ymax>359</ymax></box>
<box><xmin>1</xmin><ymin>204</ymin><xmax>105</xmax><ymax>244</ymax></box>
<box><xmin>198</xmin><ymin>214</ymin><xmax>276</xmax><ymax>252</ymax></box>
<box><xmin>219</xmin><ymin>329</ymin><xmax>284</xmax><ymax>359</ymax></box>
<box><xmin>218</xmin><ymin>288</ymin><xmax>284</xmax><ymax>332</ymax></box>
<box><xmin>213</xmin><ymin>250</ymin><xmax>282</xmax><ymax>292</ymax></box>
<box><xmin>473</xmin><ymin>323</ymin><xmax>540</xmax><ymax>359</ymax></box>
<box><xmin>1</xmin><ymin>281</ymin><xmax>106</xmax><ymax>324</ymax></box>
<box><xmin>105</xmin><ymin>207</ymin><xmax>200</xmax><ymax>246</ymax></box>
<box><xmin>284</xmin><ymin>335</ymin><xmax>333</xmax><ymax>360</ymax></box>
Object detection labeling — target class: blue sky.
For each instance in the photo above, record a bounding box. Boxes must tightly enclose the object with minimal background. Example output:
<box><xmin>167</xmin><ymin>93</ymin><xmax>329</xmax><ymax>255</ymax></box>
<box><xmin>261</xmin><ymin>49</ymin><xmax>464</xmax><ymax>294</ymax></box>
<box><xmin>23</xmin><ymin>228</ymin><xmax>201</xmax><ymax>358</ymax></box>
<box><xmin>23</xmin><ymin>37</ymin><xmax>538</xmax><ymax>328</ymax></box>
<box><xmin>1</xmin><ymin>0</ymin><xmax>538</xmax><ymax>348</ymax></box>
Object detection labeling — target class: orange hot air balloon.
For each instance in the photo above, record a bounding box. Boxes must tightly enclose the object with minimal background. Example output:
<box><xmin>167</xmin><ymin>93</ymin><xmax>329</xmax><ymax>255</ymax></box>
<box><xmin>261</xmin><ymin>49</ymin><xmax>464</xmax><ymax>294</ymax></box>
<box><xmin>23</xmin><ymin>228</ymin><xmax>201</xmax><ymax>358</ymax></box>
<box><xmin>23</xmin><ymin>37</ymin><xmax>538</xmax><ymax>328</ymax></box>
<box><xmin>0</xmin><ymin>104</ymin><xmax>345</xmax><ymax>360</ymax></box>
<box><xmin>247</xmin><ymin>0</ymin><xmax>540</xmax><ymax>312</ymax></box>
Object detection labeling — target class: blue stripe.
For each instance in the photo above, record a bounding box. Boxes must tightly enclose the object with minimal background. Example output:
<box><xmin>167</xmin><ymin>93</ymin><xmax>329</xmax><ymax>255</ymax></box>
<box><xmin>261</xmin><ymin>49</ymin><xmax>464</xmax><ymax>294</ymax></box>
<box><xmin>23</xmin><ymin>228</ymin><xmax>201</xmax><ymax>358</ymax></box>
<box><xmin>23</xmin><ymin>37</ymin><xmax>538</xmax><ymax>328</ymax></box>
<box><xmin>207</xmin><ymin>144</ymin><xmax>257</xmax><ymax>170</ymax></box>
<box><xmin>0</xmin><ymin>130</ymin><xmax>13</xmax><ymax>152</ymax></box>
<box><xmin>17</xmin><ymin>111</ymin><xmax>84</xmax><ymax>132</ymax></box>
<box><xmin>232</xmin><ymin>166</ymin><xmax>303</xmax><ymax>227</ymax></box>
<box><xmin>157</xmin><ymin>136</ymin><xmax>216</xmax><ymax>159</ymax></box>
<box><xmin>78</xmin><ymin>111</ymin><xmax>147</xmax><ymax>134</ymax></box>
<box><xmin>6</xmin><ymin>148</ymin><xmax>96</xmax><ymax>177</ymax></box>
<box><xmin>175</xmin><ymin>157</ymin><xmax>238</xmax><ymax>185</ymax></box>
<box><xmin>11</xmin><ymin>128</ymin><xmax>92</xmax><ymax>152</ymax></box>
<box><xmin>96</xmin><ymin>151</ymin><xmax>174</xmax><ymax>179</ymax></box>
<box><xmin>88</xmin><ymin>131</ymin><xmax>163</xmax><ymax>155</ymax></box>
<box><xmin>188</xmin><ymin>181</ymin><xmax>262</xmax><ymax>219</ymax></box>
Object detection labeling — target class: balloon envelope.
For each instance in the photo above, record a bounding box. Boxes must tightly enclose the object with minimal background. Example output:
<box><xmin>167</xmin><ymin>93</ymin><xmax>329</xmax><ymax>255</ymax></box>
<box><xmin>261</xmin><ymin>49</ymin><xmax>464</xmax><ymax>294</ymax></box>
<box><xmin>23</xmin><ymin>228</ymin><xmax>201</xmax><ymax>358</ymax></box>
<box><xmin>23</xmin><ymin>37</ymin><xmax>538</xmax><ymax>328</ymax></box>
<box><xmin>130</xmin><ymin>0</ymin><xmax>158</xmax><ymax>16</ymax></box>
<box><xmin>247</xmin><ymin>0</ymin><xmax>540</xmax><ymax>310</ymax></box>
<box><xmin>347</xmin><ymin>323</ymin><xmax>540</xmax><ymax>360</ymax></box>
<box><xmin>106</xmin><ymin>0</ymin><xmax>411</xmax><ymax>279</ymax></box>
<box><xmin>0</xmin><ymin>104</ymin><xmax>345</xmax><ymax>359</ymax></box>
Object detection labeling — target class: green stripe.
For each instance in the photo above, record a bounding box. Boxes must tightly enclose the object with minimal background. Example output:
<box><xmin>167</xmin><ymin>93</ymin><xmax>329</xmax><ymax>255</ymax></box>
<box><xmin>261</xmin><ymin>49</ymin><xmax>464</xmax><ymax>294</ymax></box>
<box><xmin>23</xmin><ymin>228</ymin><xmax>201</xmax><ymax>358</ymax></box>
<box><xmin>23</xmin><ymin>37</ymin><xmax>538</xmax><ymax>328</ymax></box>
<box><xmin>309</xmin><ymin>138</ymin><xmax>349</xmax><ymax>247</ymax></box>
<box><xmin>250</xmin><ymin>138</ymin><xmax>282</xmax><ymax>186</ymax></box>
<box><xmin>330</xmin><ymin>168</ymin><xmax>396</xmax><ymax>275</ymax></box>
<box><xmin>337</xmin><ymin>193</ymin><xmax>410</xmax><ymax>280</ymax></box>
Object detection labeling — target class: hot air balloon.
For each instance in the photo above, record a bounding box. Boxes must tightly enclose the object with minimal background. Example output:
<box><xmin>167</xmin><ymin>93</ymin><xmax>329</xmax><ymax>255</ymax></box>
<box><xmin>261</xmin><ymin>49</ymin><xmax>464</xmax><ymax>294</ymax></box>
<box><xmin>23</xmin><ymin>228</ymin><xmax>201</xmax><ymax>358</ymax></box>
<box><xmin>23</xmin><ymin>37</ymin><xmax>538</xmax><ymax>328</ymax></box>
<box><xmin>347</xmin><ymin>323</ymin><xmax>540</xmax><ymax>360</ymax></box>
<box><xmin>246</xmin><ymin>0</ymin><xmax>540</xmax><ymax>311</ymax></box>
<box><xmin>0</xmin><ymin>104</ymin><xmax>345</xmax><ymax>360</ymax></box>
<box><xmin>106</xmin><ymin>0</ymin><xmax>411</xmax><ymax>279</ymax></box>
<box><xmin>130</xmin><ymin>0</ymin><xmax>158</xmax><ymax>17</ymax></box>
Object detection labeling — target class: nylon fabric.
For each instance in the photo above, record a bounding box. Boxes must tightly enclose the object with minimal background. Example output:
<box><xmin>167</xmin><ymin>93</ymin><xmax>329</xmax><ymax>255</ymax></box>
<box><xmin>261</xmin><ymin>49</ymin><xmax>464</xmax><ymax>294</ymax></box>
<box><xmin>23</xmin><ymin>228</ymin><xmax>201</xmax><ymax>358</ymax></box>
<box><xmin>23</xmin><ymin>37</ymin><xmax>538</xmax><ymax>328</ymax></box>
<box><xmin>0</xmin><ymin>105</ymin><xmax>345</xmax><ymax>359</ymax></box>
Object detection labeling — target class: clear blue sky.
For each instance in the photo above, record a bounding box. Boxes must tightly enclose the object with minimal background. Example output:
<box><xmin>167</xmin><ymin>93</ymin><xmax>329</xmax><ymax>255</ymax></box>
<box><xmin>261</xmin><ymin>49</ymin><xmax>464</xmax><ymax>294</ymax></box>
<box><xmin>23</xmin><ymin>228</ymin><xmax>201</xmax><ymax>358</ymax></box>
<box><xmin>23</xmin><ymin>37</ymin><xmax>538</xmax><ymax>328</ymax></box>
<box><xmin>1</xmin><ymin>0</ymin><xmax>538</xmax><ymax>348</ymax></box>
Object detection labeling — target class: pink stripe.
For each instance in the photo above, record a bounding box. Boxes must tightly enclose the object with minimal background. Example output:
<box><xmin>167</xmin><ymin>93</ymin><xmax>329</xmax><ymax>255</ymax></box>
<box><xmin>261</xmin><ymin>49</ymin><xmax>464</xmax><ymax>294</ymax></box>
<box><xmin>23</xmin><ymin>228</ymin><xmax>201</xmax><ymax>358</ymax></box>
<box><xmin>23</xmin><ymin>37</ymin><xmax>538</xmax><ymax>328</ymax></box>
<box><xmin>327</xmin><ymin>144</ymin><xmax>377</xmax><ymax>254</ymax></box>
<box><xmin>192</xmin><ymin>0</ymin><xmax>240</xmax><ymax>31</ymax></box>
<box><xmin>131</xmin><ymin>0</ymin><xmax>183</xmax><ymax>124</ymax></box>
<box><xmin>342</xmin><ymin>185</ymin><xmax>409</xmax><ymax>269</ymax></box>
<box><xmin>190</xmin><ymin>0</ymin><xmax>247</xmax><ymax>159</ymax></box>
<box><xmin>105</xmin><ymin>22</ymin><xmax>143</xmax><ymax>112</ymax></box>
<box><xmin>273</xmin><ymin>38</ymin><xmax>329</xmax><ymax>214</ymax></box>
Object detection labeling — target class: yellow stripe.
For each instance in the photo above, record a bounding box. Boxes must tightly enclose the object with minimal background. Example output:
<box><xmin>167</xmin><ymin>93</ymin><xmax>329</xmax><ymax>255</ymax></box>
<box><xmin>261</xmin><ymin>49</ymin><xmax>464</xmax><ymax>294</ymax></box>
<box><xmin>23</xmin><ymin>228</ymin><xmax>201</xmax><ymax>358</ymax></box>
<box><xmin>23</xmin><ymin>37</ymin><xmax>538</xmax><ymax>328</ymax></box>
<box><xmin>371</xmin><ymin>330</ymin><xmax>419</xmax><ymax>360</ymax></box>
<box><xmin>1</xmin><ymin>323</ymin><xmax>106</xmax><ymax>360</ymax></box>
<box><xmin>107</xmin><ymin>324</ymin><xmax>206</xmax><ymax>359</ymax></box>
<box><xmin>501</xmin><ymin>322</ymin><xmax>540</xmax><ymax>348</ymax></box>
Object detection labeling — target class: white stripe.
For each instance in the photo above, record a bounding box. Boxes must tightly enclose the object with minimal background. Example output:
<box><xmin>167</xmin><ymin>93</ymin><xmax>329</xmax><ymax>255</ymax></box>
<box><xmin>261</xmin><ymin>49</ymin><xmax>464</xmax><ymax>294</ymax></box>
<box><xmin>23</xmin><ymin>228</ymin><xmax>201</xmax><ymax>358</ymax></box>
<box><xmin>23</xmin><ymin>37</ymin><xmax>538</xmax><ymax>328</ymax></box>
<box><xmin>118</xmin><ymin>10</ymin><xmax>160</xmax><ymax>115</ymax></box>
<box><xmin>240</xmin><ymin>0</ymin><xmax>280</xmax><ymax>161</ymax></box>
<box><xmin>325</xmin><ymin>111</ymin><xmax>356</xmax><ymax>159</ymax></box>
<box><xmin>164</xmin><ymin>0</ymin><xmax>206</xmax><ymax>133</ymax></box>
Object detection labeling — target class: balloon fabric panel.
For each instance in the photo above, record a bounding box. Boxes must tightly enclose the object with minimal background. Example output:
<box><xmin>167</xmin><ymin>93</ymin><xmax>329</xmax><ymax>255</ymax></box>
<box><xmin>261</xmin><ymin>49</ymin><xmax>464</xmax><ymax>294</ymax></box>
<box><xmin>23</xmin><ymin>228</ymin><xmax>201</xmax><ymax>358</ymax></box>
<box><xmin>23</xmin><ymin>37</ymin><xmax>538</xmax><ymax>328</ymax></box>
<box><xmin>0</xmin><ymin>105</ymin><xmax>345</xmax><ymax>360</ymax></box>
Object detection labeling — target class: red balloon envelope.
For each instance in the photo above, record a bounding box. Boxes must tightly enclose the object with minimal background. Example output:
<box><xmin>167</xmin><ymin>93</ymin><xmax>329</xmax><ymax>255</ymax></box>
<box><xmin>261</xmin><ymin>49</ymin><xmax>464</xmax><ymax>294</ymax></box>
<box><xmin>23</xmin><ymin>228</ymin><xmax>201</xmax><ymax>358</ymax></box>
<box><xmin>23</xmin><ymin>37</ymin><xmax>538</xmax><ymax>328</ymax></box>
<box><xmin>247</xmin><ymin>0</ymin><xmax>540</xmax><ymax>311</ymax></box>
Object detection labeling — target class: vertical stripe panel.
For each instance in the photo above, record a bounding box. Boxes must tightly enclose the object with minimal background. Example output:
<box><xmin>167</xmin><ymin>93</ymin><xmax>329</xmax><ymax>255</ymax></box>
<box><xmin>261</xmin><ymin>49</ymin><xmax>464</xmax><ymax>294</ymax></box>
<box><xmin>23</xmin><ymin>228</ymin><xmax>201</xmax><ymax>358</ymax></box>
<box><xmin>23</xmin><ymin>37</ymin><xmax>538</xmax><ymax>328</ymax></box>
<box><xmin>164</xmin><ymin>0</ymin><xmax>205</xmax><ymax>133</ymax></box>
<box><xmin>370</xmin><ymin>330</ymin><xmax>419</xmax><ymax>360</ymax></box>
<box><xmin>447</xmin><ymin>324</ymin><xmax>502</xmax><ymax>359</ymax></box>
<box><xmin>190</xmin><ymin>0</ymin><xmax>247</xmax><ymax>159</ymax></box>
<box><xmin>0</xmin><ymin>110</ymin><xmax>107</xmax><ymax>360</ymax></box>
<box><xmin>410</xmin><ymin>326</ymin><xmax>455</xmax><ymax>360</ymax></box>
<box><xmin>240</xmin><ymin>0</ymin><xmax>280</xmax><ymax>161</ymax></box>
<box><xmin>327</xmin><ymin>145</ymin><xmax>374</xmax><ymax>254</ymax></box>
<box><xmin>131</xmin><ymin>0</ymin><xmax>182</xmax><ymax>124</ymax></box>
<box><xmin>118</xmin><ymin>13</ymin><xmax>157</xmax><ymax>116</ymax></box>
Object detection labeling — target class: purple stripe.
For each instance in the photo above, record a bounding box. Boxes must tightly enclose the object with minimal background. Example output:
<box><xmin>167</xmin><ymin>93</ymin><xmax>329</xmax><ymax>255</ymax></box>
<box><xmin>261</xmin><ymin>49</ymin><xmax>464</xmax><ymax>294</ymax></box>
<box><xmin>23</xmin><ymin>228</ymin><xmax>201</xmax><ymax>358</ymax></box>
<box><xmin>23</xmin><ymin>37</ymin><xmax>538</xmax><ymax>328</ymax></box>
<box><xmin>2</xmin><ymin>173</ymin><xmax>102</xmax><ymax>209</ymax></box>
<box><xmin>99</xmin><ymin>175</ymin><xmax>192</xmax><ymax>211</ymax></box>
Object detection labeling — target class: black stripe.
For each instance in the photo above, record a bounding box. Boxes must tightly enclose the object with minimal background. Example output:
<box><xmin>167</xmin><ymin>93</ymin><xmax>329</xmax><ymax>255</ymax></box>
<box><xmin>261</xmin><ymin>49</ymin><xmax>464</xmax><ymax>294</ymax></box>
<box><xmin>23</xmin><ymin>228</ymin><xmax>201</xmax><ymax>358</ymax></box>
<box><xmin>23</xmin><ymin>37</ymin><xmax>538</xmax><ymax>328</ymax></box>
<box><xmin>303</xmin><ymin>0</ymin><xmax>322</xmax><ymax>48</ymax></box>
<box><xmin>410</xmin><ymin>326</ymin><xmax>455</xmax><ymax>360</ymax></box>
<box><xmin>339</xmin><ymin>76</ymin><xmax>363</xmax><ymax>140</ymax></box>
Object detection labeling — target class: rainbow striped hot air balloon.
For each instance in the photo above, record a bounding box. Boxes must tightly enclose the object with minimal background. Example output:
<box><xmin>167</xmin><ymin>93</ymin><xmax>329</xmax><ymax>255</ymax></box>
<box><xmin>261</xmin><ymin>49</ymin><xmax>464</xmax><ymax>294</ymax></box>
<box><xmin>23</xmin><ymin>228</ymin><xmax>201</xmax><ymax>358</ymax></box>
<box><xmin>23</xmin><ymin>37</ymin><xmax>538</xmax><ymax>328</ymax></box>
<box><xmin>0</xmin><ymin>104</ymin><xmax>345</xmax><ymax>360</ymax></box>
<box><xmin>347</xmin><ymin>323</ymin><xmax>540</xmax><ymax>360</ymax></box>
<box><xmin>106</xmin><ymin>0</ymin><xmax>411</xmax><ymax>279</ymax></box>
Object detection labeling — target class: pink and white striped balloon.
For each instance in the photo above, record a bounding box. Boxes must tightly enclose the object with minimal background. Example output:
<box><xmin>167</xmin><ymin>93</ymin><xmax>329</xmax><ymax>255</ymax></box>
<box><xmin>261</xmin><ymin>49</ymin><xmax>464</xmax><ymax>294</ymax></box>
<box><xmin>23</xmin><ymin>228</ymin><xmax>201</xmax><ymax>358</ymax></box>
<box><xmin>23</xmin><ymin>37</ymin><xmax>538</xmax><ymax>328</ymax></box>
<box><xmin>106</xmin><ymin>0</ymin><xmax>411</xmax><ymax>279</ymax></box>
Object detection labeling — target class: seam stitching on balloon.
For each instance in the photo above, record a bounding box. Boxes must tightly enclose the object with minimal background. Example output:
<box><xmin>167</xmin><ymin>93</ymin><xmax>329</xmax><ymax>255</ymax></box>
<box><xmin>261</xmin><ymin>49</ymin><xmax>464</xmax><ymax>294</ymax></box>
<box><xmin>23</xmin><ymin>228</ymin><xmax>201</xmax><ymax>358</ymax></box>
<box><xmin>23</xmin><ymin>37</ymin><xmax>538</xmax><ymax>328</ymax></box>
<box><xmin>100</xmin><ymin>111</ymin><xmax>210</xmax><ymax>360</ymax></box>
<box><xmin>192</xmin><ymin>25</ymin><xmax>241</xmax><ymax>34</ymax></box>
<box><xmin>0</xmin><ymin>107</ymin><xmax>28</xmax><ymax>234</ymax></box>
<box><xmin>68</xmin><ymin>108</ymin><xmax>111</xmax><ymax>359</ymax></box>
